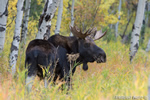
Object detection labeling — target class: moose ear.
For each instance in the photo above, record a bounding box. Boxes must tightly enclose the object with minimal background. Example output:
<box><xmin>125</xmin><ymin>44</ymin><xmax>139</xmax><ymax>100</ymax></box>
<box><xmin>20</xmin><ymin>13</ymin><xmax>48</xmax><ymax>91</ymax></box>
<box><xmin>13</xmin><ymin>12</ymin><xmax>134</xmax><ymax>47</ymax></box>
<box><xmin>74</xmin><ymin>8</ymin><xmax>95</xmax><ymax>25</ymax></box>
<box><xmin>93</xmin><ymin>29</ymin><xmax>107</xmax><ymax>41</ymax></box>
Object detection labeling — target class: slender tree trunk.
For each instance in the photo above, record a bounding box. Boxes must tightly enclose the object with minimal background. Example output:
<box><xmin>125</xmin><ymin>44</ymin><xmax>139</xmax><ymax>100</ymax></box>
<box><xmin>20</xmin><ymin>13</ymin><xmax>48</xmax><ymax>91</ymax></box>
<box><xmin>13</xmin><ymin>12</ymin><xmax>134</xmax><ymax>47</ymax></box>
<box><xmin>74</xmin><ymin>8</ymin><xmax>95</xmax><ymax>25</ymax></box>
<box><xmin>140</xmin><ymin>17</ymin><xmax>146</xmax><ymax>45</ymax></box>
<box><xmin>121</xmin><ymin>13</ymin><xmax>133</xmax><ymax>44</ymax></box>
<box><xmin>140</xmin><ymin>4</ymin><xmax>147</xmax><ymax>45</ymax></box>
<box><xmin>109</xmin><ymin>9</ymin><xmax>115</xmax><ymax>30</ymax></box>
<box><xmin>0</xmin><ymin>0</ymin><xmax>9</xmax><ymax>54</ymax></box>
<box><xmin>146</xmin><ymin>2</ymin><xmax>149</xmax><ymax>24</ymax></box>
<box><xmin>115</xmin><ymin>0</ymin><xmax>122</xmax><ymax>39</ymax></box>
<box><xmin>19</xmin><ymin>0</ymin><xmax>31</xmax><ymax>68</ymax></box>
<box><xmin>130</xmin><ymin>0</ymin><xmax>146</xmax><ymax>62</ymax></box>
<box><xmin>9</xmin><ymin>0</ymin><xmax>25</xmax><ymax>75</ymax></box>
<box><xmin>70</xmin><ymin>0</ymin><xmax>75</xmax><ymax>36</ymax></box>
<box><xmin>123</xmin><ymin>14</ymin><xmax>133</xmax><ymax>34</ymax></box>
<box><xmin>36</xmin><ymin>0</ymin><xmax>60</xmax><ymax>39</ymax></box>
<box><xmin>55</xmin><ymin>0</ymin><xmax>63</xmax><ymax>34</ymax></box>
<box><xmin>146</xmin><ymin>38</ymin><xmax>150</xmax><ymax>52</ymax></box>
<box><xmin>147</xmin><ymin>1</ymin><xmax>150</xmax><ymax>27</ymax></box>
<box><xmin>21</xmin><ymin>0</ymin><xmax>31</xmax><ymax>43</ymax></box>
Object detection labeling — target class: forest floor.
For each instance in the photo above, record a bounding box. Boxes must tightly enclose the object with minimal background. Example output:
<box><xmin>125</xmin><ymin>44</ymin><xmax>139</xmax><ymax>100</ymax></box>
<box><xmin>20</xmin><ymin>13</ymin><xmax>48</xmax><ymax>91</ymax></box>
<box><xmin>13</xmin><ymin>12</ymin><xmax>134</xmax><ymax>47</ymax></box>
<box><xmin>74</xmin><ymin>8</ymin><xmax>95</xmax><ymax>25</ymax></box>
<box><xmin>0</xmin><ymin>40</ymin><xmax>150</xmax><ymax>100</ymax></box>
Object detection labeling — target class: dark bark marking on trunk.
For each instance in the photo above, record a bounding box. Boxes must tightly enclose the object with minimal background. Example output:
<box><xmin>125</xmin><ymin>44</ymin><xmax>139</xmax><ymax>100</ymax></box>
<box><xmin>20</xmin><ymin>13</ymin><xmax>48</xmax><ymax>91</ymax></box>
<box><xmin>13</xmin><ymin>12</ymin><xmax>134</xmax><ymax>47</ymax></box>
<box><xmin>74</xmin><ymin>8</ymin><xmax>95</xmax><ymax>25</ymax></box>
<box><xmin>5</xmin><ymin>1</ymin><xmax>8</xmax><ymax>16</ymax></box>
<box><xmin>135</xmin><ymin>33</ymin><xmax>139</xmax><ymax>36</ymax></box>
<box><xmin>143</xmin><ymin>20</ymin><xmax>145</xmax><ymax>24</ymax></box>
<box><xmin>21</xmin><ymin>26</ymin><xmax>27</xmax><ymax>41</ymax></box>
<box><xmin>44</xmin><ymin>25</ymin><xmax>51</xmax><ymax>39</ymax></box>
<box><xmin>21</xmin><ymin>6</ymin><xmax>24</xmax><ymax>11</ymax></box>
<box><xmin>0</xmin><ymin>27</ymin><xmax>5</xmax><ymax>32</ymax></box>
<box><xmin>0</xmin><ymin>1</ymin><xmax>8</xmax><ymax>17</ymax></box>
<box><xmin>10</xmin><ymin>56</ymin><xmax>14</xmax><ymax>61</ymax></box>
<box><xmin>134</xmin><ymin>43</ymin><xmax>139</xmax><ymax>50</ymax></box>
<box><xmin>38</xmin><ymin>13</ymin><xmax>46</xmax><ymax>28</ymax></box>
<box><xmin>130</xmin><ymin>56</ymin><xmax>133</xmax><ymax>62</ymax></box>
<box><xmin>46</xmin><ymin>25</ymin><xmax>50</xmax><ymax>33</ymax></box>
<box><xmin>13</xmin><ymin>36</ymin><xmax>20</xmax><ymax>42</ymax></box>
<box><xmin>44</xmin><ymin>0</ymin><xmax>49</xmax><ymax>12</ymax></box>
<box><xmin>14</xmin><ymin>54</ymin><xmax>18</xmax><ymax>60</ymax></box>
<box><xmin>45</xmin><ymin>14</ymin><xmax>51</xmax><ymax>21</ymax></box>
<box><xmin>39</xmin><ymin>29</ymin><xmax>42</xmax><ymax>32</ymax></box>
<box><xmin>25</xmin><ymin>27</ymin><xmax>27</xmax><ymax>30</ymax></box>
<box><xmin>10</xmin><ymin>44</ymin><xmax>18</xmax><ymax>52</ymax></box>
<box><xmin>132</xmin><ymin>24</ymin><xmax>135</xmax><ymax>31</ymax></box>
<box><xmin>16</xmin><ymin>3</ymin><xmax>17</xmax><ymax>8</ymax></box>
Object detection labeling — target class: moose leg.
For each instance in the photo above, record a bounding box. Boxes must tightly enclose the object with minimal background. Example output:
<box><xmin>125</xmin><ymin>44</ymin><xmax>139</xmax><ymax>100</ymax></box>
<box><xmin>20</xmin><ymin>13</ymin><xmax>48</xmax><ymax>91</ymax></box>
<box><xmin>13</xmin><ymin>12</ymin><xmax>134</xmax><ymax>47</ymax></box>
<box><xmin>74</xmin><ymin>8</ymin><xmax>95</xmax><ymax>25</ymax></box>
<box><xmin>25</xmin><ymin>62</ymin><xmax>38</xmax><ymax>92</ymax></box>
<box><xmin>44</xmin><ymin>77</ymin><xmax>48</xmax><ymax>88</ymax></box>
<box><xmin>25</xmin><ymin>75</ymin><xmax>36</xmax><ymax>92</ymax></box>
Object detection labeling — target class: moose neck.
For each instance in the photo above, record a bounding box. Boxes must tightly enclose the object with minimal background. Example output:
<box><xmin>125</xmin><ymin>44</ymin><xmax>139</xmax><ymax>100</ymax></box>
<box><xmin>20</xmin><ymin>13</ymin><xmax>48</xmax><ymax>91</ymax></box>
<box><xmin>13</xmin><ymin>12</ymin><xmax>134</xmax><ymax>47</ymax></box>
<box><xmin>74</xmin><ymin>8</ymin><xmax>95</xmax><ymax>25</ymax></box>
<box><xmin>48</xmin><ymin>34</ymin><xmax>78</xmax><ymax>53</ymax></box>
<box><xmin>48</xmin><ymin>34</ymin><xmax>89</xmax><ymax>71</ymax></box>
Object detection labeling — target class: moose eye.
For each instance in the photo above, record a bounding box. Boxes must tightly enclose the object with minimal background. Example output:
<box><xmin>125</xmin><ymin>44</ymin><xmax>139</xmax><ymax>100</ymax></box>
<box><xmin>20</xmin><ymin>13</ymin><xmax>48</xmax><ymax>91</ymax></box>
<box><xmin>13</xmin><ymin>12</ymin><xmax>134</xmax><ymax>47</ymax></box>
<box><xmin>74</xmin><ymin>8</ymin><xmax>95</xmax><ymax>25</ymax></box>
<box><xmin>84</xmin><ymin>43</ymin><xmax>90</xmax><ymax>48</ymax></box>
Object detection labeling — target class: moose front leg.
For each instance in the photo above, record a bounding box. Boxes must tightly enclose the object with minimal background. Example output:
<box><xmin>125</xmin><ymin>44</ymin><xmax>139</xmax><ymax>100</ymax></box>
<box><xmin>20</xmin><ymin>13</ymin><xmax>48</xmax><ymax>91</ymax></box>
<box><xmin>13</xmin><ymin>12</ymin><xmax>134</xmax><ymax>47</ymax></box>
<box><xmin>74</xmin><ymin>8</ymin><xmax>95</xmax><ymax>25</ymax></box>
<box><xmin>26</xmin><ymin>75</ymin><xmax>36</xmax><ymax>92</ymax></box>
<box><xmin>25</xmin><ymin>63</ymin><xmax>37</xmax><ymax>93</ymax></box>
<box><xmin>44</xmin><ymin>77</ymin><xmax>48</xmax><ymax>88</ymax></box>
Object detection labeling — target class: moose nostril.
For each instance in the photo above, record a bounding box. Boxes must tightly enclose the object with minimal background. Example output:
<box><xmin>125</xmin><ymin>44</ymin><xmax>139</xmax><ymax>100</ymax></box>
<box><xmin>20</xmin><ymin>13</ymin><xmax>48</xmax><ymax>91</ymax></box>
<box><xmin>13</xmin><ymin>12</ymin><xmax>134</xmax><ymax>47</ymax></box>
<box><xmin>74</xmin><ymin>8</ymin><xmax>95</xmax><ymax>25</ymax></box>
<box><xmin>101</xmin><ymin>56</ymin><xmax>106</xmax><ymax>62</ymax></box>
<box><xmin>101</xmin><ymin>56</ymin><xmax>104</xmax><ymax>62</ymax></box>
<box><xmin>98</xmin><ymin>53</ymin><xmax>106</xmax><ymax>62</ymax></box>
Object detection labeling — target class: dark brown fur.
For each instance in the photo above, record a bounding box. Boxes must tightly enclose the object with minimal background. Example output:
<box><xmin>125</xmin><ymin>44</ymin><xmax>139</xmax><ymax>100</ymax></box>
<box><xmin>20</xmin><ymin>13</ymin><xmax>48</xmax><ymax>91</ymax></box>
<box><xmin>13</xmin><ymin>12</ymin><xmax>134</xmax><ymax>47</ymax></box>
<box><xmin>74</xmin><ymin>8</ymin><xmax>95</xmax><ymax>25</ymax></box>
<box><xmin>26</xmin><ymin>39</ymin><xmax>55</xmax><ymax>53</ymax></box>
<box><xmin>25</xmin><ymin>39</ymin><xmax>57</xmax><ymax>78</ymax></box>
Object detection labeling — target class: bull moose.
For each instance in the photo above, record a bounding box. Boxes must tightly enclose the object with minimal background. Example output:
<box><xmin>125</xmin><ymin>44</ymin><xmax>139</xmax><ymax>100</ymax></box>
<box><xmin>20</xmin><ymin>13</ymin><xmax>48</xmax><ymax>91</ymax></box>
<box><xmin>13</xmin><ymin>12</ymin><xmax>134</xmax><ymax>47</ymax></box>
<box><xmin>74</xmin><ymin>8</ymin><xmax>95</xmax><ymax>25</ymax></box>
<box><xmin>25</xmin><ymin>25</ymin><xmax>107</xmax><ymax>92</ymax></box>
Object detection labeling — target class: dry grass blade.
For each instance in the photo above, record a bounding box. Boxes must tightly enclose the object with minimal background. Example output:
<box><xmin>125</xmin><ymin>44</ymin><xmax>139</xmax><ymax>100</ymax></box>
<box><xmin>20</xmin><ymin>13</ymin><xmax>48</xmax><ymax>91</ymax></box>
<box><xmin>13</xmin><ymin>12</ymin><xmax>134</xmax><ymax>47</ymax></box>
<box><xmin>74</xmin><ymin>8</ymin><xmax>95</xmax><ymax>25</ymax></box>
<box><xmin>67</xmin><ymin>53</ymin><xmax>79</xmax><ymax>62</ymax></box>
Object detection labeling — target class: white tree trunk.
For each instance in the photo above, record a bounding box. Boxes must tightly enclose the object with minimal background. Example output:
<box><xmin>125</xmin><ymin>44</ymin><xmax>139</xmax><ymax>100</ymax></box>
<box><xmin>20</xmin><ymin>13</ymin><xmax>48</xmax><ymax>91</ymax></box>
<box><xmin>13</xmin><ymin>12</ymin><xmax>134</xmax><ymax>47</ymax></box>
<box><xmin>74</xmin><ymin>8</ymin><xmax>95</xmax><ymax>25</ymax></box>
<box><xmin>9</xmin><ymin>0</ymin><xmax>25</xmax><ymax>75</ymax></box>
<box><xmin>36</xmin><ymin>0</ymin><xmax>60</xmax><ymax>39</ymax></box>
<box><xmin>0</xmin><ymin>0</ymin><xmax>9</xmax><ymax>54</ymax></box>
<box><xmin>70</xmin><ymin>0</ymin><xmax>75</xmax><ymax>36</ymax></box>
<box><xmin>21</xmin><ymin>0</ymin><xmax>31</xmax><ymax>43</ymax></box>
<box><xmin>146</xmin><ymin>39</ymin><xmax>150</xmax><ymax>52</ymax></box>
<box><xmin>130</xmin><ymin>0</ymin><xmax>146</xmax><ymax>62</ymax></box>
<box><xmin>115</xmin><ymin>0</ymin><xmax>122</xmax><ymax>39</ymax></box>
<box><xmin>55</xmin><ymin>0</ymin><xmax>63</xmax><ymax>34</ymax></box>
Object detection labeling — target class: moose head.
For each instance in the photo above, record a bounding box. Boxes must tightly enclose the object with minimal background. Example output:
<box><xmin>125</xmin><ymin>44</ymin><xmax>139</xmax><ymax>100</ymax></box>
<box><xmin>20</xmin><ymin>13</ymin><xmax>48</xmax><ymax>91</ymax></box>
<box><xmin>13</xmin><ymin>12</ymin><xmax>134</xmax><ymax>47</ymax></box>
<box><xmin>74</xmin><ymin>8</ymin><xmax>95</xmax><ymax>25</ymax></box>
<box><xmin>69</xmin><ymin>25</ymin><xmax>107</xmax><ymax>70</ymax></box>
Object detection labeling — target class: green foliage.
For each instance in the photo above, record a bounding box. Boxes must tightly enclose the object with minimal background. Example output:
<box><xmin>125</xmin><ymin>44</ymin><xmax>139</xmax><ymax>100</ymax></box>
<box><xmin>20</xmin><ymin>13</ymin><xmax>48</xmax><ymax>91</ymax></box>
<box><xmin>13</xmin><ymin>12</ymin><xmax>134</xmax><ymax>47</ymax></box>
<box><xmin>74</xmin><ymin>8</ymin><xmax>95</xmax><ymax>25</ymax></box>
<box><xmin>30</xmin><ymin>0</ymin><xmax>45</xmax><ymax>20</ymax></box>
<box><xmin>74</xmin><ymin>0</ymin><xmax>119</xmax><ymax>30</ymax></box>
<box><xmin>102</xmin><ymin>27</ymin><xmax>117</xmax><ymax>42</ymax></box>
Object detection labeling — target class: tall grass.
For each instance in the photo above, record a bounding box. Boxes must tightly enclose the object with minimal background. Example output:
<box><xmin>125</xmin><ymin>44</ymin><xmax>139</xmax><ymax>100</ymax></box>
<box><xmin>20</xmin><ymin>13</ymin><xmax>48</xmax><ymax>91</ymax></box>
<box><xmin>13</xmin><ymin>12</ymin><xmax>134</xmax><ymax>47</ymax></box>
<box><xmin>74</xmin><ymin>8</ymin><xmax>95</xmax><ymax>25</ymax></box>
<box><xmin>0</xmin><ymin>39</ymin><xmax>150</xmax><ymax>100</ymax></box>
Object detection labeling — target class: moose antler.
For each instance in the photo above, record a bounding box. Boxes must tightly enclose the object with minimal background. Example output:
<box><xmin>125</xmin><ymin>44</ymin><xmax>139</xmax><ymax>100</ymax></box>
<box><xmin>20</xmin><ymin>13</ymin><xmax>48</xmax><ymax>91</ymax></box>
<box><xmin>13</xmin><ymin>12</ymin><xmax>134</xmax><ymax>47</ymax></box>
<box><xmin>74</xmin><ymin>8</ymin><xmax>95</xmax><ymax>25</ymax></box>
<box><xmin>69</xmin><ymin>25</ymin><xmax>97</xmax><ymax>39</ymax></box>
<box><xmin>92</xmin><ymin>29</ymin><xmax>107</xmax><ymax>41</ymax></box>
